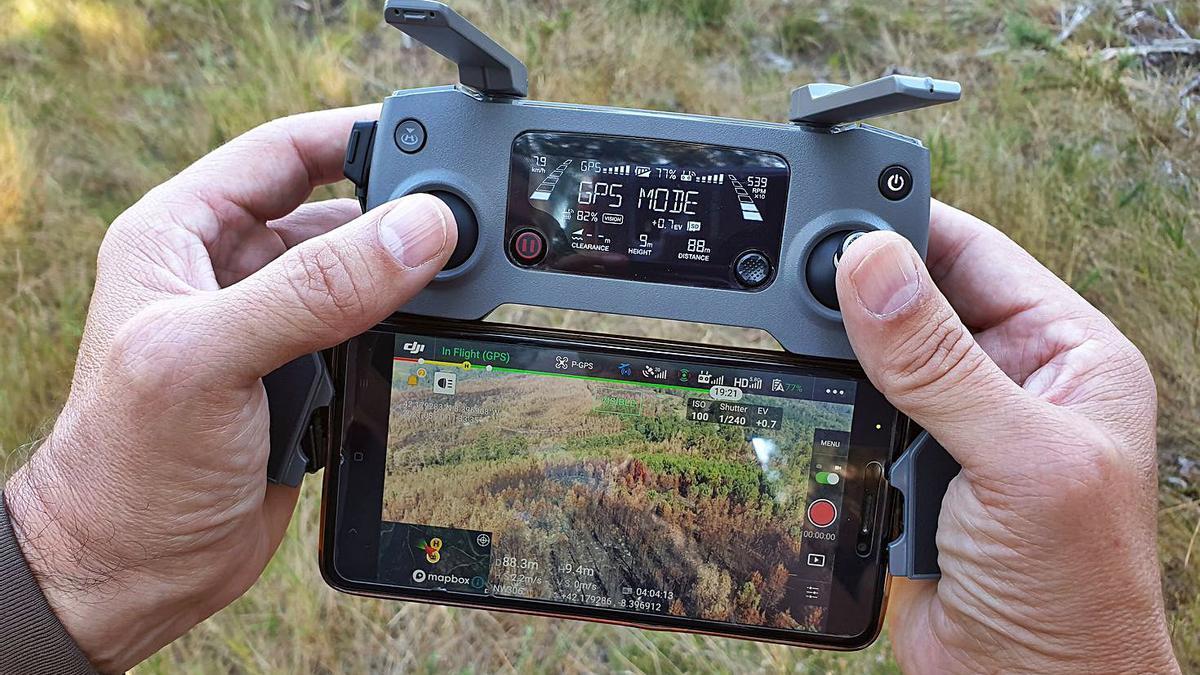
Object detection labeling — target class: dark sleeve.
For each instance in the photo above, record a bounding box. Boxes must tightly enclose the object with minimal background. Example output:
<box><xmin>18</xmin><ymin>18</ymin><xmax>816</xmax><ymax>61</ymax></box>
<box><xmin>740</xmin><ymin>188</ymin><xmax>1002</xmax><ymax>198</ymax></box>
<box><xmin>0</xmin><ymin>491</ymin><xmax>98</xmax><ymax>675</ymax></box>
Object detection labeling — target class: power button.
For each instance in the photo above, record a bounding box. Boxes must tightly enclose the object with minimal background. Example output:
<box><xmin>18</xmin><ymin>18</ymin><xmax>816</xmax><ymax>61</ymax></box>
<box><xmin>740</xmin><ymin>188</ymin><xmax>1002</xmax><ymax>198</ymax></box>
<box><xmin>878</xmin><ymin>165</ymin><xmax>912</xmax><ymax>201</ymax></box>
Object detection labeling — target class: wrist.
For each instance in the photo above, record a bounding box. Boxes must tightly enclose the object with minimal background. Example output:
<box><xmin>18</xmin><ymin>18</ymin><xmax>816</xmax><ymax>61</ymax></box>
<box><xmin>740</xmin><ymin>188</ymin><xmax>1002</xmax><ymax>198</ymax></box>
<box><xmin>1087</xmin><ymin>615</ymin><xmax>1181</xmax><ymax>675</ymax></box>
<box><xmin>934</xmin><ymin>585</ymin><xmax>1181</xmax><ymax>675</ymax></box>
<box><xmin>5</xmin><ymin>451</ymin><xmax>110</xmax><ymax>670</ymax></box>
<box><xmin>3</xmin><ymin>434</ymin><xmax>184</xmax><ymax>673</ymax></box>
<box><xmin>922</xmin><ymin>617</ymin><xmax>1180</xmax><ymax>675</ymax></box>
<box><xmin>1043</xmin><ymin>633</ymin><xmax>1178</xmax><ymax>675</ymax></box>
<box><xmin>0</xmin><ymin>487</ymin><xmax>97</xmax><ymax>675</ymax></box>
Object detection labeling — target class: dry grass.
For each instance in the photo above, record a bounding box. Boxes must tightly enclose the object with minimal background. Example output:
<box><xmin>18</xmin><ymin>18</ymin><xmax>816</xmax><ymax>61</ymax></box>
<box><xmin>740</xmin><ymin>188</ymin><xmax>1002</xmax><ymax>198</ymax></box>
<box><xmin>2</xmin><ymin>0</ymin><xmax>1198</xmax><ymax>672</ymax></box>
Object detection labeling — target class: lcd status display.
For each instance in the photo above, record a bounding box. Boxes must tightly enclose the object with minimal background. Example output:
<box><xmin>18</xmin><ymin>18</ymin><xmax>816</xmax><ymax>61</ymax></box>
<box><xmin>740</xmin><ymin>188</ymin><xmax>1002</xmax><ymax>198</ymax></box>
<box><xmin>505</xmin><ymin>132</ymin><xmax>789</xmax><ymax>289</ymax></box>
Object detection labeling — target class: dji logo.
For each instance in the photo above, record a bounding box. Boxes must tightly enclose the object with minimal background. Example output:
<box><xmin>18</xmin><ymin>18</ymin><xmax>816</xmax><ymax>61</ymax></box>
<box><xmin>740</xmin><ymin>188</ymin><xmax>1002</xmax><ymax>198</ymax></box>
<box><xmin>402</xmin><ymin>341</ymin><xmax>425</xmax><ymax>355</ymax></box>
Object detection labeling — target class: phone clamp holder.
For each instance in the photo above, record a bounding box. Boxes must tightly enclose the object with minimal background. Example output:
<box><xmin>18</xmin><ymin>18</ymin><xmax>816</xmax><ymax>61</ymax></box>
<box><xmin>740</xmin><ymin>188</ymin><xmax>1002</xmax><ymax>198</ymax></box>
<box><xmin>266</xmin><ymin>0</ymin><xmax>962</xmax><ymax>581</ymax></box>
<box><xmin>264</xmin><ymin>353</ymin><xmax>332</xmax><ymax>487</ymax></box>
<box><xmin>887</xmin><ymin>432</ymin><xmax>958</xmax><ymax>579</ymax></box>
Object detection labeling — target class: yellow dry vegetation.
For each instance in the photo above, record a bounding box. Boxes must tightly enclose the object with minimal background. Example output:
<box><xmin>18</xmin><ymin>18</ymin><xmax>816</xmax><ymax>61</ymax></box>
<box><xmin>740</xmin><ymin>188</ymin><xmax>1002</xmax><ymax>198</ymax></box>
<box><xmin>0</xmin><ymin>0</ymin><xmax>1197</xmax><ymax>672</ymax></box>
<box><xmin>0</xmin><ymin>106</ymin><xmax>30</xmax><ymax>240</ymax></box>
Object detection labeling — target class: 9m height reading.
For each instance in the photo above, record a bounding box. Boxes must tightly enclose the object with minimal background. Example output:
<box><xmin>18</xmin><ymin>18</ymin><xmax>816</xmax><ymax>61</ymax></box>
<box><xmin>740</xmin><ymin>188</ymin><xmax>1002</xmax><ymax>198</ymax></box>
<box><xmin>506</xmin><ymin>132</ymin><xmax>790</xmax><ymax>290</ymax></box>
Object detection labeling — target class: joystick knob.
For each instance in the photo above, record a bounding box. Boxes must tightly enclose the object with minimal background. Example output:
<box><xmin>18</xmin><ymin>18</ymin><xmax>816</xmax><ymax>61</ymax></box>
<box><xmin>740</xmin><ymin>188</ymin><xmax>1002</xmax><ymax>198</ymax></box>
<box><xmin>806</xmin><ymin>229</ymin><xmax>869</xmax><ymax>311</ymax></box>
<box><xmin>429</xmin><ymin>191</ymin><xmax>479</xmax><ymax>270</ymax></box>
<box><xmin>832</xmin><ymin>231</ymin><xmax>866</xmax><ymax>267</ymax></box>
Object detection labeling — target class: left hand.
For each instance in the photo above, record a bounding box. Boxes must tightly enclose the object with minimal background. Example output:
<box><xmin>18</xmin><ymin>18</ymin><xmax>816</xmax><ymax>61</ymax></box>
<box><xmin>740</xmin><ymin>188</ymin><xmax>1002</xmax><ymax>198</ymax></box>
<box><xmin>4</xmin><ymin>106</ymin><xmax>457</xmax><ymax>672</ymax></box>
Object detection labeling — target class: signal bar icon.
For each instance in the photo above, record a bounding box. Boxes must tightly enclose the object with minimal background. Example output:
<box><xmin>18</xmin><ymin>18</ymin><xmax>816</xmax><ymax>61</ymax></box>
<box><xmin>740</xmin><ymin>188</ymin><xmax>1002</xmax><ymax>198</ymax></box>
<box><xmin>601</xmin><ymin>165</ymin><xmax>630</xmax><ymax>175</ymax></box>
<box><xmin>696</xmin><ymin>173</ymin><xmax>725</xmax><ymax>184</ymax></box>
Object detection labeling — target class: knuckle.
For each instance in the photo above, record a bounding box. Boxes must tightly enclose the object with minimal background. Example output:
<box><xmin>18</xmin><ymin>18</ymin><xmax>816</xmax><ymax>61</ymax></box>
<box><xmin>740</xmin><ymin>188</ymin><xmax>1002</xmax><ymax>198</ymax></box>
<box><xmin>107</xmin><ymin>301</ymin><xmax>203</xmax><ymax>400</ymax></box>
<box><xmin>244</xmin><ymin>117</ymin><xmax>292</xmax><ymax>147</ymax></box>
<box><xmin>967</xmin><ymin>414</ymin><xmax>1132</xmax><ymax>516</ymax></box>
<box><xmin>100</xmin><ymin>199</ymin><xmax>198</xmax><ymax>265</ymax></box>
<box><xmin>1038</xmin><ymin>422</ymin><xmax>1134</xmax><ymax>512</ymax></box>
<box><xmin>98</xmin><ymin>209</ymin><xmax>150</xmax><ymax>265</ymax></box>
<box><xmin>243</xmin><ymin>117</ymin><xmax>305</xmax><ymax>164</ymax></box>
<box><xmin>883</xmin><ymin>311</ymin><xmax>987</xmax><ymax>401</ymax></box>
<box><xmin>1111</xmin><ymin>336</ymin><xmax>1156</xmax><ymax>397</ymax></box>
<box><xmin>96</xmin><ymin>227</ymin><xmax>129</xmax><ymax>272</ymax></box>
<box><xmin>1046</xmin><ymin>319</ymin><xmax>1159</xmax><ymax>445</ymax></box>
<box><xmin>1094</xmin><ymin>334</ymin><xmax>1159</xmax><ymax>456</ymax></box>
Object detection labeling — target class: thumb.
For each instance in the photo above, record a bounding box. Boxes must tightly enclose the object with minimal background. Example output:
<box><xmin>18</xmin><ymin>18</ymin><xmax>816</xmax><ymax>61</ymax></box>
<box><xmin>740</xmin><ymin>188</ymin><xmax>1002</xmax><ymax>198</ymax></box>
<box><xmin>834</xmin><ymin>231</ymin><xmax>1042</xmax><ymax>472</ymax></box>
<box><xmin>209</xmin><ymin>193</ymin><xmax>456</xmax><ymax>377</ymax></box>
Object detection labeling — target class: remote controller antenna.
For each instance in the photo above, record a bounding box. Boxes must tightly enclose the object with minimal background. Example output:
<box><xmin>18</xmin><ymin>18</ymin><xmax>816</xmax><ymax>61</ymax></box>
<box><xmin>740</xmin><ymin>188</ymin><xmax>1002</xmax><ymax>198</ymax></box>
<box><xmin>385</xmin><ymin>0</ymin><xmax>528</xmax><ymax>98</ymax></box>
<box><xmin>789</xmin><ymin>74</ymin><xmax>960</xmax><ymax>126</ymax></box>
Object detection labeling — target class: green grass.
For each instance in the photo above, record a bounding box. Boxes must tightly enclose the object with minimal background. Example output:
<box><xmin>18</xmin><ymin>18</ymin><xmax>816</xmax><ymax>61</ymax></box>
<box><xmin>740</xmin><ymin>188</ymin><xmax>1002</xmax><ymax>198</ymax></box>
<box><xmin>2</xmin><ymin>0</ymin><xmax>1198</xmax><ymax>671</ymax></box>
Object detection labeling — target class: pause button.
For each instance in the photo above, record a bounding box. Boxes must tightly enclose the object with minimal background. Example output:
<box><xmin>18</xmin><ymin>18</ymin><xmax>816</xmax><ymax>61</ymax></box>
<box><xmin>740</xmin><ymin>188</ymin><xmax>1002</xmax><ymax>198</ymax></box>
<box><xmin>510</xmin><ymin>229</ymin><xmax>547</xmax><ymax>265</ymax></box>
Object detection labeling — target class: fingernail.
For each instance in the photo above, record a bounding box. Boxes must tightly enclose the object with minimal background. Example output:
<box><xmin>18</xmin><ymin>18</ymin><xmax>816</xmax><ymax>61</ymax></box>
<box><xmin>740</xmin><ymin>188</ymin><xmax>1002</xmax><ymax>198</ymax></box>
<box><xmin>849</xmin><ymin>238</ymin><xmax>920</xmax><ymax>316</ymax></box>
<box><xmin>378</xmin><ymin>197</ymin><xmax>448</xmax><ymax>268</ymax></box>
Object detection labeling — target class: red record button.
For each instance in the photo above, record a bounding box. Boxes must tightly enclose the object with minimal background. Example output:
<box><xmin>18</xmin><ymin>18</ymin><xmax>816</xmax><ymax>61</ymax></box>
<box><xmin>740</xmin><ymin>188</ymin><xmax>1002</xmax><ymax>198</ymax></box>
<box><xmin>511</xmin><ymin>229</ymin><xmax>546</xmax><ymax>265</ymax></box>
<box><xmin>807</xmin><ymin>499</ymin><xmax>838</xmax><ymax>528</ymax></box>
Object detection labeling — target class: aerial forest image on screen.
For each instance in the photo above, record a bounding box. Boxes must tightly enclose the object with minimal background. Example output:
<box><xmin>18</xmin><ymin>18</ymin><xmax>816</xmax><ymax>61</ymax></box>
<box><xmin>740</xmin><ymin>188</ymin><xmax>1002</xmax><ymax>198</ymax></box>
<box><xmin>379</xmin><ymin>335</ymin><xmax>855</xmax><ymax>632</ymax></box>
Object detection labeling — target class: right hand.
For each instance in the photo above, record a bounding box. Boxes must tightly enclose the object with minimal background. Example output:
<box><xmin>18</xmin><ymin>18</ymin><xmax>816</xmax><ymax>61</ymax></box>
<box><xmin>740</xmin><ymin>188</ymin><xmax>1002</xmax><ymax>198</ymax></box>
<box><xmin>835</xmin><ymin>202</ymin><xmax>1179</xmax><ymax>673</ymax></box>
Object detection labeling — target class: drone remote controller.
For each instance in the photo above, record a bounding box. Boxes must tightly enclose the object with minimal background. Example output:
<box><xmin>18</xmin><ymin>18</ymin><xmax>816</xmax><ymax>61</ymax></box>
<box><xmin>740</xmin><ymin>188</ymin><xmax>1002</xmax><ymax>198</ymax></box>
<box><xmin>266</xmin><ymin>0</ymin><xmax>961</xmax><ymax>581</ymax></box>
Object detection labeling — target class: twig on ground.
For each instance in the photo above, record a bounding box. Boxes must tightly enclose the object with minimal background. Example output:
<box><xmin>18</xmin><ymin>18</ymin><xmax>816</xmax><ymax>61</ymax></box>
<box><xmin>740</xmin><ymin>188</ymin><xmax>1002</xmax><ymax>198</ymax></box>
<box><xmin>1165</xmin><ymin>7</ymin><xmax>1192</xmax><ymax>41</ymax></box>
<box><xmin>1178</xmin><ymin>73</ymin><xmax>1200</xmax><ymax>136</ymax></box>
<box><xmin>1185</xmin><ymin>513</ymin><xmax>1200</xmax><ymax>567</ymax></box>
<box><xmin>1162</xmin><ymin>497</ymin><xmax>1200</xmax><ymax>515</ymax></box>
<box><xmin>1056</xmin><ymin>3</ymin><xmax>1095</xmax><ymax>44</ymax></box>
<box><xmin>1121</xmin><ymin>8</ymin><xmax>1149</xmax><ymax>33</ymax></box>
<box><xmin>1182</xmin><ymin>73</ymin><xmax>1200</xmax><ymax>99</ymax></box>
<box><xmin>1099</xmin><ymin>38</ymin><xmax>1200</xmax><ymax>60</ymax></box>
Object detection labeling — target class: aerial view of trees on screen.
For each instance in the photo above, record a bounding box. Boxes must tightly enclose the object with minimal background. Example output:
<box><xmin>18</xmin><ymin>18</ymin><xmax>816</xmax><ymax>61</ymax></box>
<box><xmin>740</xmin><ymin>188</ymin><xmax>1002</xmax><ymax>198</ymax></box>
<box><xmin>383</xmin><ymin>369</ymin><xmax>852</xmax><ymax>630</ymax></box>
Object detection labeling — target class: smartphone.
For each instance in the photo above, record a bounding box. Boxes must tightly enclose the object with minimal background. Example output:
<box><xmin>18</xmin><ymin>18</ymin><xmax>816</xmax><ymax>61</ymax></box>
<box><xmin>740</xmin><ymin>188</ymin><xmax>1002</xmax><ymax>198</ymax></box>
<box><xmin>320</xmin><ymin>317</ymin><xmax>907</xmax><ymax>649</ymax></box>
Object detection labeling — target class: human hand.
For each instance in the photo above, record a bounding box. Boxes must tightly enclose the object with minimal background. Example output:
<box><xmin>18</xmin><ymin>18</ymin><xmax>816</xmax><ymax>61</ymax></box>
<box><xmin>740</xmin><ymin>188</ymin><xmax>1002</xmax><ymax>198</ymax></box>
<box><xmin>835</xmin><ymin>201</ymin><xmax>1178</xmax><ymax>673</ymax></box>
<box><xmin>3</xmin><ymin>106</ymin><xmax>456</xmax><ymax>672</ymax></box>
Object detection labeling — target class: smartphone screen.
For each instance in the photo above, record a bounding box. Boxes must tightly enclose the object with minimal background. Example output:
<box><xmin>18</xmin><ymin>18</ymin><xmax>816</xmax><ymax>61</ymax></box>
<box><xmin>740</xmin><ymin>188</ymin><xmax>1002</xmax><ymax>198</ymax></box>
<box><xmin>325</xmin><ymin>321</ymin><xmax>903</xmax><ymax>648</ymax></box>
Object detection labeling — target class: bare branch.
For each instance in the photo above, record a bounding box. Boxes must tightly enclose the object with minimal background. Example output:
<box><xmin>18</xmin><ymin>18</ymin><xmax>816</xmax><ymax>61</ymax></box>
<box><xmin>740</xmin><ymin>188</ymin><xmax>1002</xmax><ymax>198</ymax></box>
<box><xmin>1099</xmin><ymin>38</ymin><xmax>1200</xmax><ymax>60</ymax></box>
<box><xmin>1164</xmin><ymin>7</ymin><xmax>1192</xmax><ymax>41</ymax></box>
<box><xmin>1056</xmin><ymin>3</ymin><xmax>1095</xmax><ymax>45</ymax></box>
<box><xmin>1182</xmin><ymin>73</ymin><xmax>1200</xmax><ymax>99</ymax></box>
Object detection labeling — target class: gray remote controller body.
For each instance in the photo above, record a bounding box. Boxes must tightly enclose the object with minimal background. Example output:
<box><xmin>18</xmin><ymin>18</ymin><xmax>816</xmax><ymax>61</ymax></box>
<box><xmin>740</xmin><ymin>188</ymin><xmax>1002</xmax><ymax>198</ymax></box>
<box><xmin>367</xmin><ymin>86</ymin><xmax>932</xmax><ymax>359</ymax></box>
<box><xmin>267</xmin><ymin>0</ymin><xmax>962</xmax><ymax>581</ymax></box>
